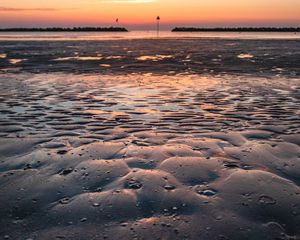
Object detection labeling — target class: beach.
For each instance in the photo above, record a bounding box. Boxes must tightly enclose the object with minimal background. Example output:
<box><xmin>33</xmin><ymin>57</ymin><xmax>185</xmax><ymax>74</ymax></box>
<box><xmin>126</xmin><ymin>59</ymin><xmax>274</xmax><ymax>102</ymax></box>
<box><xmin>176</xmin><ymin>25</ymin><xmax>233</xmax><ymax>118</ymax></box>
<box><xmin>0</xmin><ymin>34</ymin><xmax>300</xmax><ymax>239</ymax></box>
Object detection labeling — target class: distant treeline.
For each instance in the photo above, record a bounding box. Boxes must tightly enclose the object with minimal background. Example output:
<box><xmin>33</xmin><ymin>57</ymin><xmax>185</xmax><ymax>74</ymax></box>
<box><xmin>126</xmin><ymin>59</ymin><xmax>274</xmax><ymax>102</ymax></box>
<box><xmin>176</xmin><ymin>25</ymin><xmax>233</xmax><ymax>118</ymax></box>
<box><xmin>172</xmin><ymin>27</ymin><xmax>300</xmax><ymax>32</ymax></box>
<box><xmin>0</xmin><ymin>27</ymin><xmax>128</xmax><ymax>32</ymax></box>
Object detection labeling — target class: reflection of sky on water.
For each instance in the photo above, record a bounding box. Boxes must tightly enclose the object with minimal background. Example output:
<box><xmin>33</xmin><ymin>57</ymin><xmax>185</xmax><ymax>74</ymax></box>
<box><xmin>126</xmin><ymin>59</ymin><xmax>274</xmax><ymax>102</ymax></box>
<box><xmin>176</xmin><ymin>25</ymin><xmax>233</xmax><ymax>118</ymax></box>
<box><xmin>0</xmin><ymin>31</ymin><xmax>299</xmax><ymax>41</ymax></box>
<box><xmin>2</xmin><ymin>72</ymin><xmax>298</xmax><ymax>136</ymax></box>
<box><xmin>55</xmin><ymin>56</ymin><xmax>102</xmax><ymax>61</ymax></box>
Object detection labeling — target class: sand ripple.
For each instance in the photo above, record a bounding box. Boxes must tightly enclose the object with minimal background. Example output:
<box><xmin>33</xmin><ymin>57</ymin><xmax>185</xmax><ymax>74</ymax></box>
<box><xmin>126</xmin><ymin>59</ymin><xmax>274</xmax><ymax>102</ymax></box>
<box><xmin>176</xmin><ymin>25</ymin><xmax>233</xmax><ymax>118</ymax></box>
<box><xmin>0</xmin><ymin>73</ymin><xmax>299</xmax><ymax>239</ymax></box>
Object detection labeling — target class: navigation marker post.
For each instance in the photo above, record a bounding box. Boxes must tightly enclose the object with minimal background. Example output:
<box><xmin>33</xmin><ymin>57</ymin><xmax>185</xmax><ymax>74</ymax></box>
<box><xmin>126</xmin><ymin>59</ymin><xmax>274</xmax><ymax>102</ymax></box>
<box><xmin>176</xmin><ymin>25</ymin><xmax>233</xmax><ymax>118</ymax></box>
<box><xmin>156</xmin><ymin>16</ymin><xmax>160</xmax><ymax>37</ymax></box>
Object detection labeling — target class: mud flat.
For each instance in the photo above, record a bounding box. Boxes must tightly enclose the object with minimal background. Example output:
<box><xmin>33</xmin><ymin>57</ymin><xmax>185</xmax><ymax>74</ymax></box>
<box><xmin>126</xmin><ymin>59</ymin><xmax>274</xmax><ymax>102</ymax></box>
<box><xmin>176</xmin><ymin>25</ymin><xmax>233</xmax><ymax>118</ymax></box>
<box><xmin>0</xmin><ymin>39</ymin><xmax>300</xmax><ymax>240</ymax></box>
<box><xmin>0</xmin><ymin>39</ymin><xmax>299</xmax><ymax>77</ymax></box>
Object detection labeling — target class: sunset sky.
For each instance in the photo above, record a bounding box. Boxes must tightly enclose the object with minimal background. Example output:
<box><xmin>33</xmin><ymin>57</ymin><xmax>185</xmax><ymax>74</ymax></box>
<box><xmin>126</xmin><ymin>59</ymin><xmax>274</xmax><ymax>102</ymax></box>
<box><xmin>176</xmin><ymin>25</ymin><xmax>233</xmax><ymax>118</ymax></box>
<box><xmin>0</xmin><ymin>0</ymin><xmax>299</xmax><ymax>29</ymax></box>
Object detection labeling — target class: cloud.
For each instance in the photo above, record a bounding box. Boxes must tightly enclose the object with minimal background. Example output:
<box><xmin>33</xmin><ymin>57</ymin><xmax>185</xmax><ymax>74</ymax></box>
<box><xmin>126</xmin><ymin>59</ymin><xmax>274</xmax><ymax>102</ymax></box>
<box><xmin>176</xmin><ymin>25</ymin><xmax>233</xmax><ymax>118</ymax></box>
<box><xmin>0</xmin><ymin>7</ymin><xmax>58</xmax><ymax>12</ymax></box>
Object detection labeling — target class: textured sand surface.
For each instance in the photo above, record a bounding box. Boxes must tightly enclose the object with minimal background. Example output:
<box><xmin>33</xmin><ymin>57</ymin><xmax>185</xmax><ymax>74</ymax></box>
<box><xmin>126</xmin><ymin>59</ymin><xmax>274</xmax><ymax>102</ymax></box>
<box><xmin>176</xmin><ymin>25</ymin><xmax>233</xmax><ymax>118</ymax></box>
<box><xmin>0</xmin><ymin>39</ymin><xmax>299</xmax><ymax>77</ymax></box>
<box><xmin>0</xmin><ymin>39</ymin><xmax>300</xmax><ymax>240</ymax></box>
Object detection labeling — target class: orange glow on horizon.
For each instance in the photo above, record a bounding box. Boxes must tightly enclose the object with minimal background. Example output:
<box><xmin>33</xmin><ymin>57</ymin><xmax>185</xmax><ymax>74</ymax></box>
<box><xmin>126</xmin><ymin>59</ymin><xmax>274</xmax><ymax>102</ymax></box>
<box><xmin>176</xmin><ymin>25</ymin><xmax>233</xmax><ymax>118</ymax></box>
<box><xmin>0</xmin><ymin>0</ymin><xmax>299</xmax><ymax>28</ymax></box>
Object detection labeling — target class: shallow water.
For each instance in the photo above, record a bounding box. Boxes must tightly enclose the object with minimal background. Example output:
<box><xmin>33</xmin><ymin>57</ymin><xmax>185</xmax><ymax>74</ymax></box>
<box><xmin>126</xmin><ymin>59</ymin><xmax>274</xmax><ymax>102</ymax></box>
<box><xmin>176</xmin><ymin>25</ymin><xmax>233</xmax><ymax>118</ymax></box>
<box><xmin>0</xmin><ymin>39</ymin><xmax>300</xmax><ymax>240</ymax></box>
<box><xmin>0</xmin><ymin>31</ymin><xmax>299</xmax><ymax>41</ymax></box>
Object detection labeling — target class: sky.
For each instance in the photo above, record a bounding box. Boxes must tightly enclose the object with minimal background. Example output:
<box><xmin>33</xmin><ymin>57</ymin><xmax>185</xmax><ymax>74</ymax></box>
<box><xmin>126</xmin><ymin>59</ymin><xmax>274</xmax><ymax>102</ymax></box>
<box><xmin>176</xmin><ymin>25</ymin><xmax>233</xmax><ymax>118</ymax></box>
<box><xmin>0</xmin><ymin>0</ymin><xmax>299</xmax><ymax>29</ymax></box>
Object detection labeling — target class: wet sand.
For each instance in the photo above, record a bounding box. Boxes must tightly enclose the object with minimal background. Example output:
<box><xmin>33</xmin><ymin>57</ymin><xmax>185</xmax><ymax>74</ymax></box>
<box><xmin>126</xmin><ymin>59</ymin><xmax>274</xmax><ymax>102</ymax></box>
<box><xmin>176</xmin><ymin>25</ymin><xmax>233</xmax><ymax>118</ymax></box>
<box><xmin>0</xmin><ymin>39</ymin><xmax>299</xmax><ymax>77</ymax></box>
<box><xmin>0</xmin><ymin>39</ymin><xmax>300</xmax><ymax>240</ymax></box>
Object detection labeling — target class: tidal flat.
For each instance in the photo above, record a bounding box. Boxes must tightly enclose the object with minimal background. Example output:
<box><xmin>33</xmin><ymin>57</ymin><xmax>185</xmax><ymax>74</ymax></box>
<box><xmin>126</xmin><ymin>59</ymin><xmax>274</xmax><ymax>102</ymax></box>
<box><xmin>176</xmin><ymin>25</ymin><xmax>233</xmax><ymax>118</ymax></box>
<box><xmin>0</xmin><ymin>38</ymin><xmax>300</xmax><ymax>240</ymax></box>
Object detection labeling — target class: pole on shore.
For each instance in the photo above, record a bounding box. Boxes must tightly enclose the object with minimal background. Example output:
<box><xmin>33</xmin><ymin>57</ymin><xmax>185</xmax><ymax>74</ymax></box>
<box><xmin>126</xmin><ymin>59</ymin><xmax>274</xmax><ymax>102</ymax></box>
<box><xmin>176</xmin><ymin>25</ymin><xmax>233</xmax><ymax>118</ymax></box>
<box><xmin>156</xmin><ymin>16</ymin><xmax>160</xmax><ymax>37</ymax></box>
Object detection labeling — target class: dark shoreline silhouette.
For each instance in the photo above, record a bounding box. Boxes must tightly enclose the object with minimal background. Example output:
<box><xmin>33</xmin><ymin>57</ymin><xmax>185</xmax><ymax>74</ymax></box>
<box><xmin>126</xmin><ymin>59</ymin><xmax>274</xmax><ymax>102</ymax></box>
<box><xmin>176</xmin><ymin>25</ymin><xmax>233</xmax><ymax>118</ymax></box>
<box><xmin>0</xmin><ymin>27</ymin><xmax>128</xmax><ymax>32</ymax></box>
<box><xmin>172</xmin><ymin>27</ymin><xmax>300</xmax><ymax>32</ymax></box>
